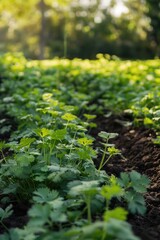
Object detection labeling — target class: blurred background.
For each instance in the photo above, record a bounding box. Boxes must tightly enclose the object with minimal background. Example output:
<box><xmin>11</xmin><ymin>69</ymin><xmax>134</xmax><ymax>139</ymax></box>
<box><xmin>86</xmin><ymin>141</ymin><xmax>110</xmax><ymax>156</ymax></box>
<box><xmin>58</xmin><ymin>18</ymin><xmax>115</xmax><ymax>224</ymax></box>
<box><xmin>0</xmin><ymin>0</ymin><xmax>159</xmax><ymax>60</ymax></box>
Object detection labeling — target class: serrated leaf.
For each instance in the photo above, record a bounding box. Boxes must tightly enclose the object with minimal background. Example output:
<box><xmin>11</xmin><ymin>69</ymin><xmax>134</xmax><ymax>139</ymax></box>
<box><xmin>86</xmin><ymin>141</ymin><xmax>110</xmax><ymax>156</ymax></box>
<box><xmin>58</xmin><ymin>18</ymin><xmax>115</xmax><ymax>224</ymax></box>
<box><xmin>103</xmin><ymin>207</ymin><xmax>128</xmax><ymax>222</ymax></box>
<box><xmin>61</xmin><ymin>113</ymin><xmax>77</xmax><ymax>121</ymax></box>
<box><xmin>106</xmin><ymin>219</ymin><xmax>140</xmax><ymax>240</ymax></box>
<box><xmin>69</xmin><ymin>180</ymin><xmax>99</xmax><ymax>197</ymax></box>
<box><xmin>108</xmin><ymin>147</ymin><xmax>120</xmax><ymax>155</ymax></box>
<box><xmin>98</xmin><ymin>131</ymin><xmax>118</xmax><ymax>140</ymax></box>
<box><xmin>15</xmin><ymin>153</ymin><xmax>35</xmax><ymax>166</ymax></box>
<box><xmin>130</xmin><ymin>171</ymin><xmax>141</xmax><ymax>182</ymax></box>
<box><xmin>0</xmin><ymin>126</ymin><xmax>11</xmax><ymax>134</ymax></box>
<box><xmin>101</xmin><ymin>184</ymin><xmax>123</xmax><ymax>201</ymax></box>
<box><xmin>130</xmin><ymin>171</ymin><xmax>150</xmax><ymax>193</ymax></box>
<box><xmin>28</xmin><ymin>204</ymin><xmax>51</xmax><ymax>225</ymax></box>
<box><xmin>0</xmin><ymin>204</ymin><xmax>13</xmax><ymax>221</ymax></box>
<box><xmin>41</xmin><ymin>128</ymin><xmax>51</xmax><ymax>137</ymax></box>
<box><xmin>77</xmin><ymin>137</ymin><xmax>93</xmax><ymax>146</ymax></box>
<box><xmin>33</xmin><ymin>187</ymin><xmax>59</xmax><ymax>203</ymax></box>
<box><xmin>50</xmin><ymin>211</ymin><xmax>67</xmax><ymax>223</ymax></box>
<box><xmin>0</xmin><ymin>141</ymin><xmax>6</xmax><ymax>151</ymax></box>
<box><xmin>51</xmin><ymin>129</ymin><xmax>67</xmax><ymax>140</ymax></box>
<box><xmin>42</xmin><ymin>93</ymin><xmax>53</xmax><ymax>101</ymax></box>
<box><xmin>125</xmin><ymin>191</ymin><xmax>146</xmax><ymax>215</ymax></box>
<box><xmin>119</xmin><ymin>172</ymin><xmax>130</xmax><ymax>187</ymax></box>
<box><xmin>18</xmin><ymin>138</ymin><xmax>35</xmax><ymax>149</ymax></box>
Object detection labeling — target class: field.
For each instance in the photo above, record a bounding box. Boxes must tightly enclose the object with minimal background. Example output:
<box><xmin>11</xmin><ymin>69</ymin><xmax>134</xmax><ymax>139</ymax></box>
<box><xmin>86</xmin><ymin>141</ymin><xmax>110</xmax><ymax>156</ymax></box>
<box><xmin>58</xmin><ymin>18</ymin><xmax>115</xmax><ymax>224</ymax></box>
<box><xmin>0</xmin><ymin>53</ymin><xmax>160</xmax><ymax>240</ymax></box>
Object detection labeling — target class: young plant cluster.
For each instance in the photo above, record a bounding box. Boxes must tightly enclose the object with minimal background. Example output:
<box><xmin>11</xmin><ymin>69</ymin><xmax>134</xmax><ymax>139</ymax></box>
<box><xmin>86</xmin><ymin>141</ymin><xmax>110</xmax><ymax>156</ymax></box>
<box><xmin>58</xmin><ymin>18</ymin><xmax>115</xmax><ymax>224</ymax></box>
<box><xmin>0</xmin><ymin>53</ymin><xmax>156</xmax><ymax>239</ymax></box>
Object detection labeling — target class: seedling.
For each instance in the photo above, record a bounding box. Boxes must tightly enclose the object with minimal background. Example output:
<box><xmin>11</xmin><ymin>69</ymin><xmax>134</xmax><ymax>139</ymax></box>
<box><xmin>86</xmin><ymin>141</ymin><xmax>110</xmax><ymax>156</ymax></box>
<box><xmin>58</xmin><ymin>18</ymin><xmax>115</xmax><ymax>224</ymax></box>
<box><xmin>0</xmin><ymin>205</ymin><xmax>13</xmax><ymax>231</ymax></box>
<box><xmin>0</xmin><ymin>141</ymin><xmax>7</xmax><ymax>162</ymax></box>
<box><xmin>98</xmin><ymin>131</ymin><xmax>121</xmax><ymax>171</ymax></box>
<box><xmin>68</xmin><ymin>180</ymin><xmax>100</xmax><ymax>223</ymax></box>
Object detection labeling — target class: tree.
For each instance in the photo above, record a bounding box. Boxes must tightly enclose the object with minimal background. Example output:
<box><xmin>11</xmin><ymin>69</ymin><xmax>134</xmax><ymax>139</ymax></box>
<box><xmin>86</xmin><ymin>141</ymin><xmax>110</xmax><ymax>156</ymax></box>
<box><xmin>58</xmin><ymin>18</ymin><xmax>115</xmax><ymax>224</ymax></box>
<box><xmin>0</xmin><ymin>0</ymin><xmax>72</xmax><ymax>59</ymax></box>
<box><xmin>145</xmin><ymin>0</ymin><xmax>160</xmax><ymax>56</ymax></box>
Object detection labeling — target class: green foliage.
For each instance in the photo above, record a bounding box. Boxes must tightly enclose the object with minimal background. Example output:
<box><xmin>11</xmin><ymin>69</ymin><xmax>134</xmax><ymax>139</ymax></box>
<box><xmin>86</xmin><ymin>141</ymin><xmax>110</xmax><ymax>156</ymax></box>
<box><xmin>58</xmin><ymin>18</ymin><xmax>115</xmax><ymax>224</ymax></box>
<box><xmin>118</xmin><ymin>171</ymin><xmax>150</xmax><ymax>214</ymax></box>
<box><xmin>0</xmin><ymin>205</ymin><xmax>13</xmax><ymax>222</ymax></box>
<box><xmin>98</xmin><ymin>131</ymin><xmax>121</xmax><ymax>171</ymax></box>
<box><xmin>0</xmin><ymin>205</ymin><xmax>13</xmax><ymax>232</ymax></box>
<box><xmin>33</xmin><ymin>187</ymin><xmax>59</xmax><ymax>203</ymax></box>
<box><xmin>103</xmin><ymin>207</ymin><xmax>128</xmax><ymax>222</ymax></box>
<box><xmin>0</xmin><ymin>54</ymin><xmax>155</xmax><ymax>239</ymax></box>
<box><xmin>152</xmin><ymin>135</ymin><xmax>160</xmax><ymax>145</ymax></box>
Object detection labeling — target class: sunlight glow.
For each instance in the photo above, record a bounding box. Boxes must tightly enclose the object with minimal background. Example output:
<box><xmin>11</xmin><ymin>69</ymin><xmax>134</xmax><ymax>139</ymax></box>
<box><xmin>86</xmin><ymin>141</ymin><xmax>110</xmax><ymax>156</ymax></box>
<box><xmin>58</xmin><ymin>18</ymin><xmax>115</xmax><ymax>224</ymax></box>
<box><xmin>101</xmin><ymin>0</ymin><xmax>129</xmax><ymax>16</ymax></box>
<box><xmin>81</xmin><ymin>0</ymin><xmax>128</xmax><ymax>16</ymax></box>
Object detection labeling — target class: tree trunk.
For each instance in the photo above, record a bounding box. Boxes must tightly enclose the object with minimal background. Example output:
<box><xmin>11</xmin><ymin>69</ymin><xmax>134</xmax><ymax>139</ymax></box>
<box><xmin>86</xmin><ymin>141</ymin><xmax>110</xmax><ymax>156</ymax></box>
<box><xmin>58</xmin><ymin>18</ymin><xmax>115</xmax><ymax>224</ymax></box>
<box><xmin>39</xmin><ymin>0</ymin><xmax>46</xmax><ymax>59</ymax></box>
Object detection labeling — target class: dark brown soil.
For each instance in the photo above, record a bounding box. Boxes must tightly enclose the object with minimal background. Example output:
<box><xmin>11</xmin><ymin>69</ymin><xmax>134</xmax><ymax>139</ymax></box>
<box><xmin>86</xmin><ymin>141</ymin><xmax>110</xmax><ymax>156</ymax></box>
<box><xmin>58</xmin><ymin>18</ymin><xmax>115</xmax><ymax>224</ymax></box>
<box><xmin>92</xmin><ymin>113</ymin><xmax>160</xmax><ymax>240</ymax></box>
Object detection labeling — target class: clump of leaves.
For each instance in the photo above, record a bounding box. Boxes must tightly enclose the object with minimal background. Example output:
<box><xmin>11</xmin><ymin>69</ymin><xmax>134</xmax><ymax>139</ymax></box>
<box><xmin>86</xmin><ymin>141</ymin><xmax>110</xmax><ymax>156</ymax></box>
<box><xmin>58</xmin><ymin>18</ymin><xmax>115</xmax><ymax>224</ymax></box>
<box><xmin>68</xmin><ymin>180</ymin><xmax>100</xmax><ymax>223</ymax></box>
<box><xmin>0</xmin><ymin>205</ymin><xmax>13</xmax><ymax>231</ymax></box>
<box><xmin>0</xmin><ymin>141</ymin><xmax>7</xmax><ymax>162</ymax></box>
<box><xmin>98</xmin><ymin>131</ymin><xmax>121</xmax><ymax>171</ymax></box>
<box><xmin>118</xmin><ymin>171</ymin><xmax>150</xmax><ymax>215</ymax></box>
<box><xmin>152</xmin><ymin>135</ymin><xmax>160</xmax><ymax>145</ymax></box>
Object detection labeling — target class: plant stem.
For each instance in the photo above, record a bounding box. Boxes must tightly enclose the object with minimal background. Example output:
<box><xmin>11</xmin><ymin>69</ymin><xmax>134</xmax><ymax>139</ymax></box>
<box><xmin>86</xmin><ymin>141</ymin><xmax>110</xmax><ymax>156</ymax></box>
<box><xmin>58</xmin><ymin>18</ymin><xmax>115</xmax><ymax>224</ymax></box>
<box><xmin>98</xmin><ymin>144</ymin><xmax>107</xmax><ymax>171</ymax></box>
<box><xmin>86</xmin><ymin>197</ymin><xmax>92</xmax><ymax>224</ymax></box>
<box><xmin>101</xmin><ymin>154</ymin><xmax>112</xmax><ymax>168</ymax></box>
<box><xmin>101</xmin><ymin>230</ymin><xmax>107</xmax><ymax>240</ymax></box>
<box><xmin>0</xmin><ymin>221</ymin><xmax>9</xmax><ymax>232</ymax></box>
<box><xmin>0</xmin><ymin>150</ymin><xmax>6</xmax><ymax>163</ymax></box>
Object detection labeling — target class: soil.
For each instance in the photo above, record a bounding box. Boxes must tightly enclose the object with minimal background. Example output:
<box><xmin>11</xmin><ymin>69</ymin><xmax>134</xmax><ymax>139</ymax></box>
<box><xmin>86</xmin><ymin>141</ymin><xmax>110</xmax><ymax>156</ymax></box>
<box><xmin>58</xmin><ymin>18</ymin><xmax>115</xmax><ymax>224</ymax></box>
<box><xmin>92</xmin><ymin>113</ymin><xmax>160</xmax><ymax>240</ymax></box>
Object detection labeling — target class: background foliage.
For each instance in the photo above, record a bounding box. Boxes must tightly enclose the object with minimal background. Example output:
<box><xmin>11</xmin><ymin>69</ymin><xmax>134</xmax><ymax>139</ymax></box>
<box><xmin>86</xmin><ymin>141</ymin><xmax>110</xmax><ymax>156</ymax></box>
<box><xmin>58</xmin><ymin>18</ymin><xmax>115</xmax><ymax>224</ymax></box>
<box><xmin>0</xmin><ymin>0</ymin><xmax>159</xmax><ymax>59</ymax></box>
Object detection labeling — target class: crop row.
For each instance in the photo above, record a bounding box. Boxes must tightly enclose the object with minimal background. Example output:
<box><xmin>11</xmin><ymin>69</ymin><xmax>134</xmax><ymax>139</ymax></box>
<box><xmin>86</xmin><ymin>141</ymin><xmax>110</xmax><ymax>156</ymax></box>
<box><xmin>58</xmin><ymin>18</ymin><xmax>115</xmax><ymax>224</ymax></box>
<box><xmin>0</xmin><ymin>53</ymin><xmax>159</xmax><ymax>239</ymax></box>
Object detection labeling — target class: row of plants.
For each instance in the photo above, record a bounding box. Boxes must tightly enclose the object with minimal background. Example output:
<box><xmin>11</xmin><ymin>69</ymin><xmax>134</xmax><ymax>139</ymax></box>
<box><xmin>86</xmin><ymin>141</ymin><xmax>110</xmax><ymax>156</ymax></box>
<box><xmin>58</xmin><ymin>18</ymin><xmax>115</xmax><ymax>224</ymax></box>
<box><xmin>0</xmin><ymin>53</ymin><xmax>159</xmax><ymax>239</ymax></box>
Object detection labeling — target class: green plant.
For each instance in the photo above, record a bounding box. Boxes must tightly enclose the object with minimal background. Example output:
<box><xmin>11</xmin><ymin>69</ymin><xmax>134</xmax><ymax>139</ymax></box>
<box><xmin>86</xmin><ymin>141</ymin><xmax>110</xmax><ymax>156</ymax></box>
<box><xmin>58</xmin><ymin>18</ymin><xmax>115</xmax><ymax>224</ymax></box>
<box><xmin>118</xmin><ymin>171</ymin><xmax>150</xmax><ymax>214</ymax></box>
<box><xmin>98</xmin><ymin>131</ymin><xmax>121</xmax><ymax>171</ymax></box>
<box><xmin>0</xmin><ymin>205</ymin><xmax>13</xmax><ymax>231</ymax></box>
<box><xmin>0</xmin><ymin>141</ymin><xmax>7</xmax><ymax>162</ymax></box>
<box><xmin>0</xmin><ymin>53</ymin><xmax>155</xmax><ymax>240</ymax></box>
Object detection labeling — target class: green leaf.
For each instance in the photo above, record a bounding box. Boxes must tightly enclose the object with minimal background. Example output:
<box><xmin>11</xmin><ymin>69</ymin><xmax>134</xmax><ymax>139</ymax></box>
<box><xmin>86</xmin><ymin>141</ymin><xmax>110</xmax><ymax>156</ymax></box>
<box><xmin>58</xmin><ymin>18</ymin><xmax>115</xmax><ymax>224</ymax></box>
<box><xmin>119</xmin><ymin>172</ymin><xmax>130</xmax><ymax>187</ymax></box>
<box><xmin>51</xmin><ymin>128</ymin><xmax>67</xmax><ymax>140</ymax></box>
<box><xmin>0</xmin><ymin>204</ymin><xmax>13</xmax><ymax>221</ymax></box>
<box><xmin>144</xmin><ymin>117</ymin><xmax>153</xmax><ymax>125</ymax></box>
<box><xmin>40</xmin><ymin>128</ymin><xmax>51</xmax><ymax>137</ymax></box>
<box><xmin>28</xmin><ymin>204</ymin><xmax>51</xmax><ymax>226</ymax></box>
<box><xmin>83</xmin><ymin>114</ymin><xmax>96</xmax><ymax>120</ymax></box>
<box><xmin>125</xmin><ymin>191</ymin><xmax>146</xmax><ymax>215</ymax></box>
<box><xmin>108</xmin><ymin>146</ymin><xmax>120</xmax><ymax>155</ymax></box>
<box><xmin>0</xmin><ymin>126</ymin><xmax>11</xmax><ymax>134</ymax></box>
<box><xmin>69</xmin><ymin>180</ymin><xmax>99</xmax><ymax>197</ymax></box>
<box><xmin>130</xmin><ymin>171</ymin><xmax>150</xmax><ymax>193</ymax></box>
<box><xmin>18</xmin><ymin>137</ymin><xmax>35</xmax><ymax>149</ymax></box>
<box><xmin>0</xmin><ymin>141</ymin><xmax>6</xmax><ymax>151</ymax></box>
<box><xmin>106</xmin><ymin>219</ymin><xmax>140</xmax><ymax>240</ymax></box>
<box><xmin>61</xmin><ymin>113</ymin><xmax>77</xmax><ymax>121</ymax></box>
<box><xmin>50</xmin><ymin>211</ymin><xmax>67</xmax><ymax>223</ymax></box>
<box><xmin>152</xmin><ymin>136</ymin><xmax>160</xmax><ymax>145</ymax></box>
<box><xmin>103</xmin><ymin>207</ymin><xmax>128</xmax><ymax>222</ymax></box>
<box><xmin>101</xmin><ymin>184</ymin><xmax>123</xmax><ymax>201</ymax></box>
<box><xmin>42</xmin><ymin>93</ymin><xmax>53</xmax><ymax>101</ymax></box>
<box><xmin>33</xmin><ymin>187</ymin><xmax>59</xmax><ymax>203</ymax></box>
<box><xmin>98</xmin><ymin>131</ymin><xmax>118</xmax><ymax>140</ymax></box>
<box><xmin>15</xmin><ymin>153</ymin><xmax>35</xmax><ymax>166</ymax></box>
<box><xmin>77</xmin><ymin>137</ymin><xmax>94</xmax><ymax>146</ymax></box>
